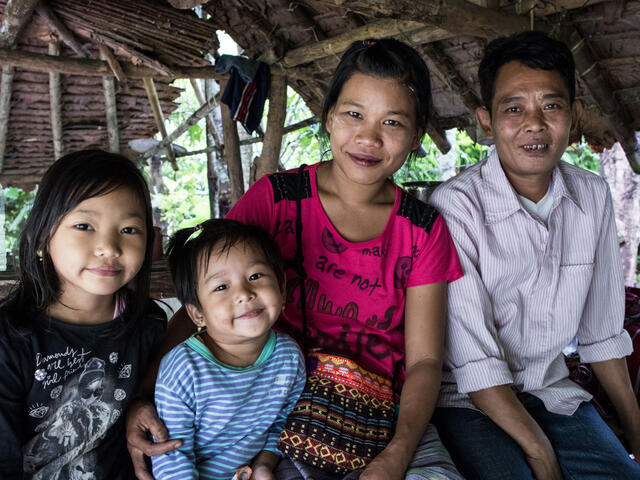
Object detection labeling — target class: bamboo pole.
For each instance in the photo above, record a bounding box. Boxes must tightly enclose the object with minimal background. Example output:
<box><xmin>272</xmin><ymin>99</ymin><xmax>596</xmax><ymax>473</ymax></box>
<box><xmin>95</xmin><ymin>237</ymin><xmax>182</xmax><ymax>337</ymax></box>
<box><xmin>142</xmin><ymin>77</ymin><xmax>177</xmax><ymax>170</ymax></box>
<box><xmin>220</xmin><ymin>78</ymin><xmax>244</xmax><ymax>205</ymax></box>
<box><xmin>252</xmin><ymin>74</ymin><xmax>287</xmax><ymax>183</ymax></box>
<box><xmin>48</xmin><ymin>42</ymin><xmax>64</xmax><ymax>159</ymax></box>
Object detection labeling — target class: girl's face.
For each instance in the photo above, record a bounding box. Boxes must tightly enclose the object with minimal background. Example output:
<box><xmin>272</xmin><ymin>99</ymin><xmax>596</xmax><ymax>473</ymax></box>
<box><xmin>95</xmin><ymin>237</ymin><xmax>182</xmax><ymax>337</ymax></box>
<box><xmin>47</xmin><ymin>186</ymin><xmax>148</xmax><ymax>307</ymax></box>
<box><xmin>186</xmin><ymin>242</ymin><xmax>285</xmax><ymax>348</ymax></box>
<box><xmin>325</xmin><ymin>72</ymin><xmax>421</xmax><ymax>187</ymax></box>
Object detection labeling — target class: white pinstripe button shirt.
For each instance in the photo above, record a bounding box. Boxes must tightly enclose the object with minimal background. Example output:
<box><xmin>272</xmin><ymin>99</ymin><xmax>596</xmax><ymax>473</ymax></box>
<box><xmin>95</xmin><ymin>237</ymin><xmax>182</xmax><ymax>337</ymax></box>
<box><xmin>430</xmin><ymin>148</ymin><xmax>632</xmax><ymax>415</ymax></box>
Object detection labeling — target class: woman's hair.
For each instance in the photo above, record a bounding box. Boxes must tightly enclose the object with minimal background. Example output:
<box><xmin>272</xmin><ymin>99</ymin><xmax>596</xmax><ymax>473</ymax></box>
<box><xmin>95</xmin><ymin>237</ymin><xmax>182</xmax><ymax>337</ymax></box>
<box><xmin>3</xmin><ymin>149</ymin><xmax>154</xmax><ymax>333</ymax></box>
<box><xmin>320</xmin><ymin>37</ymin><xmax>433</xmax><ymax>159</ymax></box>
<box><xmin>478</xmin><ymin>31</ymin><xmax>576</xmax><ymax>114</ymax></box>
<box><xmin>168</xmin><ymin>219</ymin><xmax>285</xmax><ymax>310</ymax></box>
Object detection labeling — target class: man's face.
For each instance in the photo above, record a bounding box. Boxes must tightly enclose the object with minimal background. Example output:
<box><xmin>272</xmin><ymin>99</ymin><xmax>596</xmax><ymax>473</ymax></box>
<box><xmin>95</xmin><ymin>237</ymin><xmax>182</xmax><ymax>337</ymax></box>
<box><xmin>476</xmin><ymin>61</ymin><xmax>580</xmax><ymax>197</ymax></box>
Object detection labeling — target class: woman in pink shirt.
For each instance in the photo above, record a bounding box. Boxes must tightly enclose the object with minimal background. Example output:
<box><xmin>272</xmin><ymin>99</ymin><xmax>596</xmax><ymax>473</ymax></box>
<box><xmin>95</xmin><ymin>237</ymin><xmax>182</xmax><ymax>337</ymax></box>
<box><xmin>127</xmin><ymin>38</ymin><xmax>464</xmax><ymax>480</ymax></box>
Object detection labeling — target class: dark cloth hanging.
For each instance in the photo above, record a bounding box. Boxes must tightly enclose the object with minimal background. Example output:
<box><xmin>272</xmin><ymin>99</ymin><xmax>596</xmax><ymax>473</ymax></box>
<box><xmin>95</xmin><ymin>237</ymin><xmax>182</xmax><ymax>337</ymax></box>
<box><xmin>215</xmin><ymin>55</ymin><xmax>270</xmax><ymax>135</ymax></box>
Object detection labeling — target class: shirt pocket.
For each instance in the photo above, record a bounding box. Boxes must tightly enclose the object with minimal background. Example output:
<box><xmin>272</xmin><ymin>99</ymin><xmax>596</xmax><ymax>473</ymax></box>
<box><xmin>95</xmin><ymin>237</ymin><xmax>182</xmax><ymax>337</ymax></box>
<box><xmin>556</xmin><ymin>263</ymin><xmax>594</xmax><ymax>324</ymax></box>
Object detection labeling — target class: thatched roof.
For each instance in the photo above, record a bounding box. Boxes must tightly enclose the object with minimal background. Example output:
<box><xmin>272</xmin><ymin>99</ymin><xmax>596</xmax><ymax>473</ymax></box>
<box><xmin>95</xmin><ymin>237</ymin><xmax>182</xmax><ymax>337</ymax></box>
<box><xmin>1</xmin><ymin>0</ymin><xmax>639</xmax><ymax>191</ymax></box>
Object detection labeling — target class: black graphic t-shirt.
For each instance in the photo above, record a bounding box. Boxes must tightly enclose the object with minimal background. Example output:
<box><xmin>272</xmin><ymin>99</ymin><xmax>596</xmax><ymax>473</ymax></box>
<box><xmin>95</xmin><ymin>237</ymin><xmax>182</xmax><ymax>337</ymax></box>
<box><xmin>0</xmin><ymin>301</ymin><xmax>166</xmax><ymax>480</ymax></box>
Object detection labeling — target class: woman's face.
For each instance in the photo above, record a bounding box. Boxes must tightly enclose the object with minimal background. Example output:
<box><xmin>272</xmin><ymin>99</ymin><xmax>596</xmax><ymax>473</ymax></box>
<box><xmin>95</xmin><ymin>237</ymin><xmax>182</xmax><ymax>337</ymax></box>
<box><xmin>325</xmin><ymin>72</ymin><xmax>421</xmax><ymax>187</ymax></box>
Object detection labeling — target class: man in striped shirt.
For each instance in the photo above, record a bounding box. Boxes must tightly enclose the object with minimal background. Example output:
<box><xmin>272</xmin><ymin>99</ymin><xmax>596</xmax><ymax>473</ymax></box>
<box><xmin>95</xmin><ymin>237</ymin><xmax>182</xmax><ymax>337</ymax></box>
<box><xmin>430</xmin><ymin>31</ymin><xmax>640</xmax><ymax>479</ymax></box>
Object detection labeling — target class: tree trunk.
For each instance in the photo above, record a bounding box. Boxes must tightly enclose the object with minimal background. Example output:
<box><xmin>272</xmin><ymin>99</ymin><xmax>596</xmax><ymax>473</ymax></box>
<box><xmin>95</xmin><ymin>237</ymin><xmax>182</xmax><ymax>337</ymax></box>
<box><xmin>599</xmin><ymin>138</ymin><xmax>640</xmax><ymax>286</ymax></box>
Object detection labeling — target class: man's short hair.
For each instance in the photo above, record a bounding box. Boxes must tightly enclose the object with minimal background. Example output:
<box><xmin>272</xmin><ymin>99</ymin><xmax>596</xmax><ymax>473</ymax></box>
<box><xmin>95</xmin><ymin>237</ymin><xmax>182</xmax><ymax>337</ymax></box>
<box><xmin>478</xmin><ymin>31</ymin><xmax>576</xmax><ymax>114</ymax></box>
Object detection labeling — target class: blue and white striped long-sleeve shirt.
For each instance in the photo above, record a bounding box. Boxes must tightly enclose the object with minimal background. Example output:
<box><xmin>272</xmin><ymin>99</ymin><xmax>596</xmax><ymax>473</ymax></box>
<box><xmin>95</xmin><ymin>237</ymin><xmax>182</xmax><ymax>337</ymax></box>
<box><xmin>152</xmin><ymin>330</ymin><xmax>305</xmax><ymax>479</ymax></box>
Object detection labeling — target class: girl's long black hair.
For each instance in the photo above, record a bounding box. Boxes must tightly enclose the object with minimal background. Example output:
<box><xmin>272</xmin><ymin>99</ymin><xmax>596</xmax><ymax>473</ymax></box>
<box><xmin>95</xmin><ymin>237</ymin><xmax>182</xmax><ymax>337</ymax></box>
<box><xmin>2</xmin><ymin>149</ymin><xmax>154</xmax><ymax>335</ymax></box>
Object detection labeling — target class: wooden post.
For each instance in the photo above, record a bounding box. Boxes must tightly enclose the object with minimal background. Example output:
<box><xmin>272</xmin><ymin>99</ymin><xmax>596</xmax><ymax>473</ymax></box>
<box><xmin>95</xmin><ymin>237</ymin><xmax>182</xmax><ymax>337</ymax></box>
<box><xmin>252</xmin><ymin>74</ymin><xmax>287</xmax><ymax>184</ymax></box>
<box><xmin>0</xmin><ymin>67</ymin><xmax>14</xmax><ymax>172</ymax></box>
<box><xmin>220</xmin><ymin>78</ymin><xmax>244</xmax><ymax>205</ymax></box>
<box><xmin>0</xmin><ymin>0</ymin><xmax>40</xmax><ymax>172</ymax></box>
<box><xmin>425</xmin><ymin>117</ymin><xmax>451</xmax><ymax>155</ymax></box>
<box><xmin>48</xmin><ymin>42</ymin><xmax>64</xmax><ymax>159</ymax></box>
<box><xmin>102</xmin><ymin>74</ymin><xmax>120</xmax><ymax>153</ymax></box>
<box><xmin>100</xmin><ymin>45</ymin><xmax>120</xmax><ymax>153</ymax></box>
<box><xmin>142</xmin><ymin>77</ymin><xmax>177</xmax><ymax>170</ymax></box>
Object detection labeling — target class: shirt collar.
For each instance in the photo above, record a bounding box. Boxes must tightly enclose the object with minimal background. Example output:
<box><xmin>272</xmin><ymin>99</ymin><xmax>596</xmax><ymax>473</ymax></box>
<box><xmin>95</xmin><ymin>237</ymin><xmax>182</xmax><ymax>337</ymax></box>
<box><xmin>479</xmin><ymin>147</ymin><xmax>583</xmax><ymax>225</ymax></box>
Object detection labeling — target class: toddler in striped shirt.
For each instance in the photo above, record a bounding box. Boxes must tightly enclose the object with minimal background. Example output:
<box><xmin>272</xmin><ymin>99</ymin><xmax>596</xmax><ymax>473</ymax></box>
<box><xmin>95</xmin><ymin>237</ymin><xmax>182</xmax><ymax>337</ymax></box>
<box><xmin>152</xmin><ymin>219</ymin><xmax>306</xmax><ymax>480</ymax></box>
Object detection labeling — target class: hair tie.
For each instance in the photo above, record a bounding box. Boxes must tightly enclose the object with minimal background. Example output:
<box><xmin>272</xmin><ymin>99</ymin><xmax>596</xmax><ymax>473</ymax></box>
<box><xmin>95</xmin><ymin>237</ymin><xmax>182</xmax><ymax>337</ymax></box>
<box><xmin>185</xmin><ymin>222</ymin><xmax>205</xmax><ymax>243</ymax></box>
<box><xmin>362</xmin><ymin>39</ymin><xmax>376</xmax><ymax>46</ymax></box>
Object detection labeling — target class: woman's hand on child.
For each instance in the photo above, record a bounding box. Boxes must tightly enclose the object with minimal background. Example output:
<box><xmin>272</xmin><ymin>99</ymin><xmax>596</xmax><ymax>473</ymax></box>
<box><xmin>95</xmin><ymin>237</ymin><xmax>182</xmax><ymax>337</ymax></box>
<box><xmin>250</xmin><ymin>464</ymin><xmax>275</xmax><ymax>480</ymax></box>
<box><xmin>125</xmin><ymin>397</ymin><xmax>182</xmax><ymax>480</ymax></box>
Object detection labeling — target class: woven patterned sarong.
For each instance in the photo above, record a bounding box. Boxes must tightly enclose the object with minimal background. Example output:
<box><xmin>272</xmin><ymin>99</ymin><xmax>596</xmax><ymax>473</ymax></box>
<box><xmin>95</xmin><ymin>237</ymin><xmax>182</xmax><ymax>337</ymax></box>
<box><xmin>278</xmin><ymin>353</ymin><xmax>396</xmax><ymax>474</ymax></box>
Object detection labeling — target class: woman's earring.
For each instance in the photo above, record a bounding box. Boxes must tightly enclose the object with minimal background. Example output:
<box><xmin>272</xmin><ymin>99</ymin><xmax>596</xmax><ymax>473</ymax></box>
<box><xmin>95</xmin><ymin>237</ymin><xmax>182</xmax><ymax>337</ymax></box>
<box><xmin>197</xmin><ymin>323</ymin><xmax>205</xmax><ymax>334</ymax></box>
<box><xmin>36</xmin><ymin>249</ymin><xmax>43</xmax><ymax>262</ymax></box>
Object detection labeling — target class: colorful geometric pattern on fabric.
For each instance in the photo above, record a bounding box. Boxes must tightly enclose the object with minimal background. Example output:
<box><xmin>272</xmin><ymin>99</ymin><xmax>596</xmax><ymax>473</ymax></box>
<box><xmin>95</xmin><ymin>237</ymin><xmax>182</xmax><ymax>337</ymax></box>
<box><xmin>278</xmin><ymin>353</ymin><xmax>395</xmax><ymax>474</ymax></box>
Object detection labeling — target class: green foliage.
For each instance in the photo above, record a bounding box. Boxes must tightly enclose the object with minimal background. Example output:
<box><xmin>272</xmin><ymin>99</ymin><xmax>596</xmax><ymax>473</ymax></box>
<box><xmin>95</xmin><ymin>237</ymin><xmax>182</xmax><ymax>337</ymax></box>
<box><xmin>4</xmin><ymin>186</ymin><xmax>35</xmax><ymax>253</ymax></box>
<box><xmin>153</xmin><ymin>79</ymin><xmax>211</xmax><ymax>233</ymax></box>
<box><xmin>393</xmin><ymin>130</ymin><xmax>489</xmax><ymax>185</ymax></box>
<box><xmin>561</xmin><ymin>143</ymin><xmax>600</xmax><ymax>174</ymax></box>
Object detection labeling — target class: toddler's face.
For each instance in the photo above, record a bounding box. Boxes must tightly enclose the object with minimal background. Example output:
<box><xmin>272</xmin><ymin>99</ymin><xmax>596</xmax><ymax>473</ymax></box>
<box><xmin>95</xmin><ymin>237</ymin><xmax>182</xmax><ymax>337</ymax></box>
<box><xmin>190</xmin><ymin>242</ymin><xmax>285</xmax><ymax>346</ymax></box>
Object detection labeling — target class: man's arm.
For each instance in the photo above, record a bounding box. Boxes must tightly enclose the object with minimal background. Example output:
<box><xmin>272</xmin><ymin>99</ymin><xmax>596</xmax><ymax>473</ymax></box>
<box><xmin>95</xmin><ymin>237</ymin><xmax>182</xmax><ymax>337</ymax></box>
<box><xmin>591</xmin><ymin>358</ymin><xmax>640</xmax><ymax>462</ymax></box>
<box><xmin>468</xmin><ymin>386</ymin><xmax>562</xmax><ymax>479</ymax></box>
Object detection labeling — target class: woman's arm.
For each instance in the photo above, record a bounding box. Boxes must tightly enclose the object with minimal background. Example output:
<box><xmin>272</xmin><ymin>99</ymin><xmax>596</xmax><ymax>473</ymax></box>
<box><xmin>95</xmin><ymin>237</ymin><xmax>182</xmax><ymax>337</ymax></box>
<box><xmin>361</xmin><ymin>281</ymin><xmax>446</xmax><ymax>480</ymax></box>
<box><xmin>126</xmin><ymin>306</ymin><xmax>194</xmax><ymax>480</ymax></box>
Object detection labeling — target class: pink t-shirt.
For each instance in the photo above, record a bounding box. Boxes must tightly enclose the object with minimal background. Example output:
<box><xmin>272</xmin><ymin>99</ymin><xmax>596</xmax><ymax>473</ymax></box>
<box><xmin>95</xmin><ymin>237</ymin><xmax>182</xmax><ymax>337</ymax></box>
<box><xmin>228</xmin><ymin>163</ymin><xmax>462</xmax><ymax>393</ymax></box>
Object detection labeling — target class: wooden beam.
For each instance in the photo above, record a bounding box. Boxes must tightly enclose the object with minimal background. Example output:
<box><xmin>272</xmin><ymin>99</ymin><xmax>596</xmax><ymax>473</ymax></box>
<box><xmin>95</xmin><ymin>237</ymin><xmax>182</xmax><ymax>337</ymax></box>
<box><xmin>142</xmin><ymin>77</ymin><xmax>177</xmax><ymax>170</ymax></box>
<box><xmin>284</xmin><ymin>20</ymin><xmax>431</xmax><ymax>67</ymax></box>
<box><xmin>48</xmin><ymin>42</ymin><xmax>64</xmax><ymax>159</ymax></box>
<box><xmin>220</xmin><ymin>78</ymin><xmax>244</xmax><ymax>205</ymax></box>
<box><xmin>567</xmin><ymin>28</ymin><xmax>640</xmax><ymax>173</ymax></box>
<box><xmin>99</xmin><ymin>44</ymin><xmax>126</xmax><ymax>81</ymax></box>
<box><xmin>354</xmin><ymin>0</ymin><xmax>531</xmax><ymax>39</ymax></box>
<box><xmin>425</xmin><ymin>116</ymin><xmax>451</xmax><ymax>154</ymax></box>
<box><xmin>252</xmin><ymin>74</ymin><xmax>287</xmax><ymax>184</ymax></box>
<box><xmin>0</xmin><ymin>67</ymin><xmax>14</xmax><ymax>172</ymax></box>
<box><xmin>419</xmin><ymin>42</ymin><xmax>483</xmax><ymax>112</ymax></box>
<box><xmin>0</xmin><ymin>0</ymin><xmax>40</xmax><ymax>48</ymax></box>
<box><xmin>0</xmin><ymin>47</ymin><xmax>289</xmax><ymax>79</ymax></box>
<box><xmin>35</xmin><ymin>3</ymin><xmax>90</xmax><ymax>58</ymax></box>
<box><xmin>515</xmin><ymin>0</ymin><xmax>608</xmax><ymax>16</ymax></box>
<box><xmin>141</xmin><ymin>95</ymin><xmax>219</xmax><ymax>160</ymax></box>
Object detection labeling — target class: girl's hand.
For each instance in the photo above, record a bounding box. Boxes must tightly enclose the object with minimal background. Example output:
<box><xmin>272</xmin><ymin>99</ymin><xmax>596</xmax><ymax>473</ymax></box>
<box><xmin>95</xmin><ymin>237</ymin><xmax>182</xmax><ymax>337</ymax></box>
<box><xmin>125</xmin><ymin>398</ymin><xmax>182</xmax><ymax>480</ymax></box>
